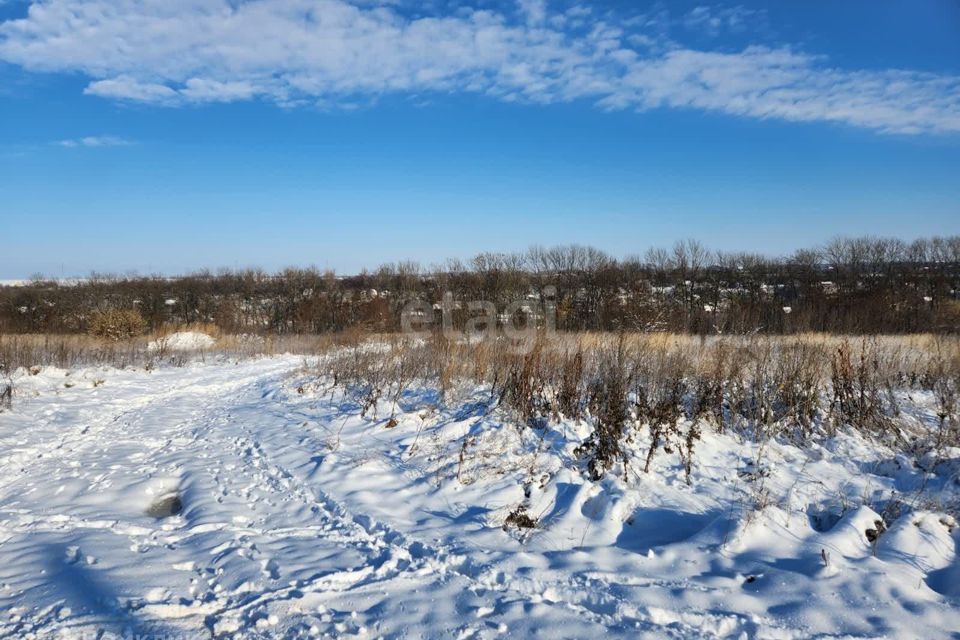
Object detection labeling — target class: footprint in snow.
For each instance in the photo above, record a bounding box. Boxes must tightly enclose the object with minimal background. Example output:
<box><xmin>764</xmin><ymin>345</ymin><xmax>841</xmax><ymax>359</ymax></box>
<box><xmin>262</xmin><ymin>558</ymin><xmax>281</xmax><ymax>579</ymax></box>
<box><xmin>63</xmin><ymin>546</ymin><xmax>96</xmax><ymax>566</ymax></box>
<box><xmin>64</xmin><ymin>546</ymin><xmax>81</xmax><ymax>565</ymax></box>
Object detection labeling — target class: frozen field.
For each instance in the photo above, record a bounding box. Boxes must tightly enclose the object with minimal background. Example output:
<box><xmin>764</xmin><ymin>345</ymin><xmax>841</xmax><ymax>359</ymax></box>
<box><xmin>1</xmin><ymin>355</ymin><xmax>959</xmax><ymax>638</ymax></box>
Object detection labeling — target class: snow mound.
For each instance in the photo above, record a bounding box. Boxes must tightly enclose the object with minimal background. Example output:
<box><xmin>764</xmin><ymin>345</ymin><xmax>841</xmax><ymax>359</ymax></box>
<box><xmin>148</xmin><ymin>331</ymin><xmax>217</xmax><ymax>352</ymax></box>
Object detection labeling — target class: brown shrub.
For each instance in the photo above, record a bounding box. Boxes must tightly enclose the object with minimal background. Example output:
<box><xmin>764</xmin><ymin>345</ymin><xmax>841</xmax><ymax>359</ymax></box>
<box><xmin>829</xmin><ymin>339</ymin><xmax>892</xmax><ymax>436</ymax></box>
<box><xmin>576</xmin><ymin>336</ymin><xmax>633</xmax><ymax>479</ymax></box>
<box><xmin>89</xmin><ymin>309</ymin><xmax>146</xmax><ymax>341</ymax></box>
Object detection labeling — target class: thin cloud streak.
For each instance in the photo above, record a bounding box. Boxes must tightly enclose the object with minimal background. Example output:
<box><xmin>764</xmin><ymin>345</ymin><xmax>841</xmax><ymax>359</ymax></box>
<box><xmin>58</xmin><ymin>136</ymin><xmax>133</xmax><ymax>148</ymax></box>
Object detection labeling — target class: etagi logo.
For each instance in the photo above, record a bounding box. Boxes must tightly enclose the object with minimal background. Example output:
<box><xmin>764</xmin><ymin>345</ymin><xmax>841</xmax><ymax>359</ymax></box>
<box><xmin>400</xmin><ymin>286</ymin><xmax>557</xmax><ymax>349</ymax></box>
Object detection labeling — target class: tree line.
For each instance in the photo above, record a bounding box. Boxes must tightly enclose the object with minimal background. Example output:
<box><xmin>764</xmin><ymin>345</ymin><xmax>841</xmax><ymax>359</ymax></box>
<box><xmin>2</xmin><ymin>235</ymin><xmax>959</xmax><ymax>336</ymax></box>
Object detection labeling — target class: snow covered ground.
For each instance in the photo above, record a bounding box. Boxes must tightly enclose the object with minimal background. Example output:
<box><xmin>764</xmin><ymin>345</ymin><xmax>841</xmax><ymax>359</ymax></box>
<box><xmin>147</xmin><ymin>331</ymin><xmax>218</xmax><ymax>352</ymax></box>
<box><xmin>1</xmin><ymin>355</ymin><xmax>959</xmax><ymax>638</ymax></box>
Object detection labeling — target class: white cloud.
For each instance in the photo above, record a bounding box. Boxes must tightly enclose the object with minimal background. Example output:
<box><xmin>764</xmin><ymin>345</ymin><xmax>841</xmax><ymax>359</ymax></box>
<box><xmin>517</xmin><ymin>0</ymin><xmax>546</xmax><ymax>25</ymax></box>
<box><xmin>1</xmin><ymin>0</ymin><xmax>958</xmax><ymax>135</ymax></box>
<box><xmin>180</xmin><ymin>78</ymin><xmax>258</xmax><ymax>102</ymax></box>
<box><xmin>683</xmin><ymin>5</ymin><xmax>760</xmax><ymax>36</ymax></box>
<box><xmin>58</xmin><ymin>135</ymin><xmax>133</xmax><ymax>148</ymax></box>
<box><xmin>602</xmin><ymin>47</ymin><xmax>960</xmax><ymax>134</ymax></box>
<box><xmin>85</xmin><ymin>77</ymin><xmax>179</xmax><ymax>103</ymax></box>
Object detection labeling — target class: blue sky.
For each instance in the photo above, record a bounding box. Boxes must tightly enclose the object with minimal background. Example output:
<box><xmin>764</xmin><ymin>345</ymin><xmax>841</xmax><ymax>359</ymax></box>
<box><xmin>1</xmin><ymin>0</ymin><xmax>959</xmax><ymax>278</ymax></box>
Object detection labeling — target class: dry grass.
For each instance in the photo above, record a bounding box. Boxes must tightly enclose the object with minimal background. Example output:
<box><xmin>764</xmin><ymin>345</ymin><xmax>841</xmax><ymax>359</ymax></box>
<box><xmin>320</xmin><ymin>331</ymin><xmax>960</xmax><ymax>478</ymax></box>
<box><xmin>4</xmin><ymin>328</ymin><xmax>958</xmax><ymax>483</ymax></box>
<box><xmin>0</xmin><ymin>334</ymin><xmax>149</xmax><ymax>371</ymax></box>
<box><xmin>0</xmin><ymin>326</ymin><xmax>336</xmax><ymax>373</ymax></box>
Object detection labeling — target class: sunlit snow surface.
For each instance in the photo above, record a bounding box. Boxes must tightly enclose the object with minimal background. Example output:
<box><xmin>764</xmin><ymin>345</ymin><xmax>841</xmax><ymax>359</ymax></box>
<box><xmin>1</xmin><ymin>357</ymin><xmax>959</xmax><ymax>638</ymax></box>
<box><xmin>147</xmin><ymin>331</ymin><xmax>218</xmax><ymax>352</ymax></box>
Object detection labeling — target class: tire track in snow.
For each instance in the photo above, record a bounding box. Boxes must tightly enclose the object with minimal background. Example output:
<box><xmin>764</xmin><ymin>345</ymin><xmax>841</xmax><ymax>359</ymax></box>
<box><xmin>0</xmin><ymin>358</ymin><xmax>306</xmax><ymax>638</ymax></box>
<box><xmin>0</xmin><ymin>359</ymin><xmax>299</xmax><ymax>498</ymax></box>
<box><xmin>200</xmin><ymin>377</ymin><xmax>751</xmax><ymax>638</ymax></box>
<box><xmin>1</xmin><ymin>360</ymin><xmax>784</xmax><ymax>638</ymax></box>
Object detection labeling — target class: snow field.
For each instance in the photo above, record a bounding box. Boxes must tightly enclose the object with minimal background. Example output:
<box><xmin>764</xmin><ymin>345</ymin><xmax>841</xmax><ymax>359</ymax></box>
<box><xmin>0</xmin><ymin>356</ymin><xmax>958</xmax><ymax>638</ymax></box>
